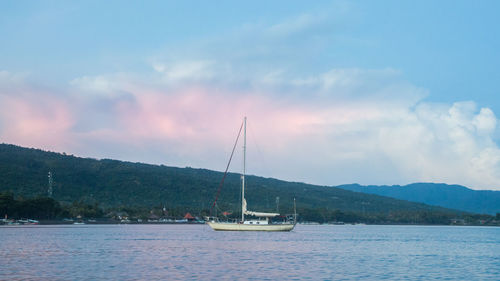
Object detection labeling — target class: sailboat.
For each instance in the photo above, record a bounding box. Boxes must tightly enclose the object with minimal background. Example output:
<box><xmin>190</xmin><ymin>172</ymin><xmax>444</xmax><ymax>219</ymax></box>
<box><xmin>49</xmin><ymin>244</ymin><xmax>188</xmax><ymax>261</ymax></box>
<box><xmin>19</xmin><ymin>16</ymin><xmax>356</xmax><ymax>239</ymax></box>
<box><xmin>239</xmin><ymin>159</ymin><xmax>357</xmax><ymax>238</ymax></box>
<box><xmin>207</xmin><ymin>117</ymin><xmax>296</xmax><ymax>231</ymax></box>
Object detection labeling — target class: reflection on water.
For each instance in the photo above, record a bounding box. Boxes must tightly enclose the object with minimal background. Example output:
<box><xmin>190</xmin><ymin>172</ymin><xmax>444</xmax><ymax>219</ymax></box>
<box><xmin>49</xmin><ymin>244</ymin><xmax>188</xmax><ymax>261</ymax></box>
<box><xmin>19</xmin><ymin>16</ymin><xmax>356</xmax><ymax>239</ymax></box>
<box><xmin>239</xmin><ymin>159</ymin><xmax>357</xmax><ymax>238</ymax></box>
<box><xmin>0</xmin><ymin>224</ymin><xmax>499</xmax><ymax>280</ymax></box>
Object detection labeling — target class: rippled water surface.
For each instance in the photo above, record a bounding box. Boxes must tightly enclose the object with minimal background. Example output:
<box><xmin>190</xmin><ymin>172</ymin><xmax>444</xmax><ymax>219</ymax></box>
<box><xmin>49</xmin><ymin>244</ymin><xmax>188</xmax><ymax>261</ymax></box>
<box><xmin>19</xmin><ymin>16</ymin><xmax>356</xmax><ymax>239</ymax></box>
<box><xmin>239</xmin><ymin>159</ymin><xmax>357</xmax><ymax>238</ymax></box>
<box><xmin>1</xmin><ymin>224</ymin><xmax>499</xmax><ymax>280</ymax></box>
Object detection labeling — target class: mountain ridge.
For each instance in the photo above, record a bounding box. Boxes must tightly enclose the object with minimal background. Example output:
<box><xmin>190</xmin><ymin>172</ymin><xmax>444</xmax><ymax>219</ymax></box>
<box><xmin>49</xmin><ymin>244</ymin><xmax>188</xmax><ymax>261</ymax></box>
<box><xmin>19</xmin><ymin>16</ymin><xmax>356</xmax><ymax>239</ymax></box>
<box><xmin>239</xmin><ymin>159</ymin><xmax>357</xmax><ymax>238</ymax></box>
<box><xmin>338</xmin><ymin>183</ymin><xmax>500</xmax><ymax>215</ymax></box>
<box><xmin>0</xmin><ymin>143</ymin><xmax>493</xmax><ymax>218</ymax></box>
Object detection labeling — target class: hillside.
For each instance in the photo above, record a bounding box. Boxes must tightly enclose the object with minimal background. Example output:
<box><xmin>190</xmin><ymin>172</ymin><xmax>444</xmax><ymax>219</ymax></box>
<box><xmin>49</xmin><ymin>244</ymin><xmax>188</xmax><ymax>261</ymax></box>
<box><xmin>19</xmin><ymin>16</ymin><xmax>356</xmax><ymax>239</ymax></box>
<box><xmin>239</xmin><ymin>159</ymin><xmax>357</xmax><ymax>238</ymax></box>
<box><xmin>338</xmin><ymin>183</ymin><xmax>500</xmax><ymax>215</ymax></box>
<box><xmin>0</xmin><ymin>143</ymin><xmax>471</xmax><ymax>222</ymax></box>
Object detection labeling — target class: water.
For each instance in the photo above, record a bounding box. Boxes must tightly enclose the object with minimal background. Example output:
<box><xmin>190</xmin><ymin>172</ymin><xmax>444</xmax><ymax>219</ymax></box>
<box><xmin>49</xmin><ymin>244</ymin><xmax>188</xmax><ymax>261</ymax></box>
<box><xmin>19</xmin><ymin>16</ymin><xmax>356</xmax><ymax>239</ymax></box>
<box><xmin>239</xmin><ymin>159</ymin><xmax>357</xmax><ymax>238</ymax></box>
<box><xmin>0</xmin><ymin>224</ymin><xmax>498</xmax><ymax>280</ymax></box>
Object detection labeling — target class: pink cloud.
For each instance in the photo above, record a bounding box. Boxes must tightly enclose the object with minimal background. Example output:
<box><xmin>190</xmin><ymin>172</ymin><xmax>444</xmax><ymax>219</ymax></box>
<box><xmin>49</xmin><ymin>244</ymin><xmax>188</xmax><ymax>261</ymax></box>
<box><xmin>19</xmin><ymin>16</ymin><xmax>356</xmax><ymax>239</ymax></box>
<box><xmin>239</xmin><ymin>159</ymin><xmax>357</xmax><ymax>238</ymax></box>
<box><xmin>1</xmin><ymin>71</ymin><xmax>500</xmax><ymax>190</ymax></box>
<box><xmin>0</xmin><ymin>90</ymin><xmax>75</xmax><ymax>151</ymax></box>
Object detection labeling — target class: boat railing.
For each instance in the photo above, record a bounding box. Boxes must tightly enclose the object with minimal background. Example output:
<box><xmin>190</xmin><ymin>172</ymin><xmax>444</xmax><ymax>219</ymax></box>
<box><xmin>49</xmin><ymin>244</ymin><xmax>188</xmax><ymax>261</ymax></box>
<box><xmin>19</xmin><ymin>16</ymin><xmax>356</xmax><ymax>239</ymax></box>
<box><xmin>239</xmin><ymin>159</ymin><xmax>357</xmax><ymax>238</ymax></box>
<box><xmin>204</xmin><ymin>216</ymin><xmax>240</xmax><ymax>223</ymax></box>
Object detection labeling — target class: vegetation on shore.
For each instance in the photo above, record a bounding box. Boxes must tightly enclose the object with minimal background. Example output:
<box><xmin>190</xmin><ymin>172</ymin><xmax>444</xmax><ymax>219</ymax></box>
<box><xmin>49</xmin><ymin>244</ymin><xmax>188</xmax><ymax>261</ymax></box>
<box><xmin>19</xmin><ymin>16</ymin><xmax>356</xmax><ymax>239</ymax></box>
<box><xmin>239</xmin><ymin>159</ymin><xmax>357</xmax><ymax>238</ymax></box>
<box><xmin>1</xmin><ymin>191</ymin><xmax>498</xmax><ymax>226</ymax></box>
<box><xmin>1</xmin><ymin>143</ymin><xmax>499</xmax><ymax>225</ymax></box>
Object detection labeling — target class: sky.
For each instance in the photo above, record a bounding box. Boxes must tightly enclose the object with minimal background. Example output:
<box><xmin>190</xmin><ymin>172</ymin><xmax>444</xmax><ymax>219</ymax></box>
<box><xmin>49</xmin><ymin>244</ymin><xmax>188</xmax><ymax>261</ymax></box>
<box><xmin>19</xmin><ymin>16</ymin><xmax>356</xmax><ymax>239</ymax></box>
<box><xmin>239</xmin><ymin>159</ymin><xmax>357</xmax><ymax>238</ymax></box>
<box><xmin>1</xmin><ymin>1</ymin><xmax>500</xmax><ymax>190</ymax></box>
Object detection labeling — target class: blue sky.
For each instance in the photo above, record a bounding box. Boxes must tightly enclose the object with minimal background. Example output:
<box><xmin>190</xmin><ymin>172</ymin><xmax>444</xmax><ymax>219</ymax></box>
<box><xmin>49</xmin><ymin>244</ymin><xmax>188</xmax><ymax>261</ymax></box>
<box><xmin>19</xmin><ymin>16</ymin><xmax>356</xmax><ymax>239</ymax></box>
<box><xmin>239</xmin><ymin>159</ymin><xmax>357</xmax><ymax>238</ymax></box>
<box><xmin>1</xmin><ymin>1</ymin><xmax>500</xmax><ymax>190</ymax></box>
<box><xmin>2</xmin><ymin>1</ymin><xmax>499</xmax><ymax>110</ymax></box>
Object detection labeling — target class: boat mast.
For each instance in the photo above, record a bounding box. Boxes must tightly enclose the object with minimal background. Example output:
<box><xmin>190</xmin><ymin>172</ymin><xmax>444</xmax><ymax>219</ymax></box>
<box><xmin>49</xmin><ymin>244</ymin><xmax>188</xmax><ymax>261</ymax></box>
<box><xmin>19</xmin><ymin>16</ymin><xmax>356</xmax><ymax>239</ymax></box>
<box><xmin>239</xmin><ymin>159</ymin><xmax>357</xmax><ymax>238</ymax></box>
<box><xmin>294</xmin><ymin>198</ymin><xmax>297</xmax><ymax>225</ymax></box>
<box><xmin>242</xmin><ymin>116</ymin><xmax>247</xmax><ymax>222</ymax></box>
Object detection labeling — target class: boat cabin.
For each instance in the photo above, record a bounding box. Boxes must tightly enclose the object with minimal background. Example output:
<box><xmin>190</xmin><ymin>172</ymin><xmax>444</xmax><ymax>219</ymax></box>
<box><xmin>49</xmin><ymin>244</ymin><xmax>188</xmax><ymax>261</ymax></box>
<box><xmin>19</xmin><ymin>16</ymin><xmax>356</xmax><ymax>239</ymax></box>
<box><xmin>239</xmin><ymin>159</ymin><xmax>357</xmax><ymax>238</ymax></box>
<box><xmin>243</xmin><ymin>218</ymin><xmax>269</xmax><ymax>225</ymax></box>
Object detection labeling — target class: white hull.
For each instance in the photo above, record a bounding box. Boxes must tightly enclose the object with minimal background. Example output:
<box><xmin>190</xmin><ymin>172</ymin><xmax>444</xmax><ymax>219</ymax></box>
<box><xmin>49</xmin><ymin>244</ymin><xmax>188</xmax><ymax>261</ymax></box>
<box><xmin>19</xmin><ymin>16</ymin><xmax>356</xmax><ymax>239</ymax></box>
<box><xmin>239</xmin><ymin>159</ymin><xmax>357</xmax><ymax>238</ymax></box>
<box><xmin>207</xmin><ymin>222</ymin><xmax>295</xmax><ymax>232</ymax></box>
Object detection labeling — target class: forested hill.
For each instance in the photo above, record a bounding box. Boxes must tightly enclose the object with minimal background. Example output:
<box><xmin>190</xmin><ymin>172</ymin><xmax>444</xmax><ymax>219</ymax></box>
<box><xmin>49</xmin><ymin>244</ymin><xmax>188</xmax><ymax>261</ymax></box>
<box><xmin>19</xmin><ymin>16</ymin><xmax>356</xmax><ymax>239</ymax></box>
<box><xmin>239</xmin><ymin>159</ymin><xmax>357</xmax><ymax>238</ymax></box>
<box><xmin>338</xmin><ymin>183</ymin><xmax>500</xmax><ymax>215</ymax></box>
<box><xmin>0</xmin><ymin>143</ymin><xmax>465</xmax><ymax>217</ymax></box>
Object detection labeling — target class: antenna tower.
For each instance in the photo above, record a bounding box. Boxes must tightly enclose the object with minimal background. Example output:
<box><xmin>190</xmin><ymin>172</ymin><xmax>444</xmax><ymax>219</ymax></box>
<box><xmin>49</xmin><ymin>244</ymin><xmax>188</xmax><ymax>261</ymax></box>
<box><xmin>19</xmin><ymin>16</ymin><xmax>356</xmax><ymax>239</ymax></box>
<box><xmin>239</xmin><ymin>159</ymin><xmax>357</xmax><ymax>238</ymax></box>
<box><xmin>48</xmin><ymin>171</ymin><xmax>53</xmax><ymax>197</ymax></box>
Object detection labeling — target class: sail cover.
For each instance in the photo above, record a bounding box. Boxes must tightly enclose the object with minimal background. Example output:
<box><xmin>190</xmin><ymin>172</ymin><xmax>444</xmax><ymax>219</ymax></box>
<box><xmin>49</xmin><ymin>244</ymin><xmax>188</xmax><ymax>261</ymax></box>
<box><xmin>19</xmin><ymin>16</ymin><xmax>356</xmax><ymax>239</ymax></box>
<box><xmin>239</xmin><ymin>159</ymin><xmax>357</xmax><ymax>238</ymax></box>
<box><xmin>243</xmin><ymin>199</ymin><xmax>279</xmax><ymax>217</ymax></box>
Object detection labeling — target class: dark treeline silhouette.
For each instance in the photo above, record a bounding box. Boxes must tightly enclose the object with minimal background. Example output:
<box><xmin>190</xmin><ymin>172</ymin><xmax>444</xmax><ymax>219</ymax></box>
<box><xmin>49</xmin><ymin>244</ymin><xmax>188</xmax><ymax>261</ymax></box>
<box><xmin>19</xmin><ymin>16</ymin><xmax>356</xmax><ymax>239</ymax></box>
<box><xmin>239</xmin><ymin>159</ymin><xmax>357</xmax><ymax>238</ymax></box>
<box><xmin>0</xmin><ymin>192</ymin><xmax>64</xmax><ymax>219</ymax></box>
<box><xmin>1</xmin><ymin>191</ymin><xmax>497</xmax><ymax>225</ymax></box>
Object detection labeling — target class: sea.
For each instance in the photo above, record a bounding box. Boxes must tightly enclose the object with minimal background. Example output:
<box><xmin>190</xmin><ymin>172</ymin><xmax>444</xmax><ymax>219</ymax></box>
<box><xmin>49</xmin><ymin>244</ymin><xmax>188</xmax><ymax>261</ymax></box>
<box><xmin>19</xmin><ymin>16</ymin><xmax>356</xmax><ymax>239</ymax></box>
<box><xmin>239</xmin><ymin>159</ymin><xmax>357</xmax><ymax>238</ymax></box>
<box><xmin>0</xmin><ymin>224</ymin><xmax>498</xmax><ymax>280</ymax></box>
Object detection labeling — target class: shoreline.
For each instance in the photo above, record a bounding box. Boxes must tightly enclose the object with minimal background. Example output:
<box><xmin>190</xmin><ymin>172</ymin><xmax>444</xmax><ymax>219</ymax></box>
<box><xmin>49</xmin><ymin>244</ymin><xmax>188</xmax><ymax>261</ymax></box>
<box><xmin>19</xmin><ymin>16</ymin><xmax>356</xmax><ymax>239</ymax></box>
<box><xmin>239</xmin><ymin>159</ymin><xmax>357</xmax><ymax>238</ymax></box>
<box><xmin>1</xmin><ymin>221</ymin><xmax>498</xmax><ymax>227</ymax></box>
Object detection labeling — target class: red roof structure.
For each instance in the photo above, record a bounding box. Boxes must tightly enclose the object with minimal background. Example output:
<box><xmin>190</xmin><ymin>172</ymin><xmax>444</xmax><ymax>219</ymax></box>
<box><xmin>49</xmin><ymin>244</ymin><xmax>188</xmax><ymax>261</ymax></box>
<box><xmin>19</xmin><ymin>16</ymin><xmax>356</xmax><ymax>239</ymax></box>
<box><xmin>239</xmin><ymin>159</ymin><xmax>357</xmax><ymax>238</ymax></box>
<box><xmin>184</xmin><ymin>212</ymin><xmax>195</xmax><ymax>220</ymax></box>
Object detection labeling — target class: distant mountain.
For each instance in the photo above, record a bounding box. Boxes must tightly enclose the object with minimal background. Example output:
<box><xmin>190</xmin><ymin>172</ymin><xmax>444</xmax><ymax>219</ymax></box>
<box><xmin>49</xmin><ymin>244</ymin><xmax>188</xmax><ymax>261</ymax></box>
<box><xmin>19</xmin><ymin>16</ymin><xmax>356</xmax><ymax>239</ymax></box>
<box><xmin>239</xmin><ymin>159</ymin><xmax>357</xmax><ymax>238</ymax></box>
<box><xmin>338</xmin><ymin>183</ymin><xmax>500</xmax><ymax>215</ymax></box>
<box><xmin>0</xmin><ymin>143</ymin><xmax>463</xmax><ymax>220</ymax></box>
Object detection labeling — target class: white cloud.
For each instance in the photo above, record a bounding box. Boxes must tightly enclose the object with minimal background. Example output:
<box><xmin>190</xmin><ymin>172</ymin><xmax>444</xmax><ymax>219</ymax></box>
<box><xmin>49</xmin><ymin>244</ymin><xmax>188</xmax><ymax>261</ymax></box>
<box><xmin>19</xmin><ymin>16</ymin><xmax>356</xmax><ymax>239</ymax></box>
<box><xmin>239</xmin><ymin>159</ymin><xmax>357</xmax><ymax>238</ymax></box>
<box><xmin>375</xmin><ymin>101</ymin><xmax>500</xmax><ymax>189</ymax></box>
<box><xmin>152</xmin><ymin>60</ymin><xmax>216</xmax><ymax>84</ymax></box>
<box><xmin>0</xmin><ymin>70</ymin><xmax>27</xmax><ymax>84</ymax></box>
<box><xmin>473</xmin><ymin>107</ymin><xmax>496</xmax><ymax>134</ymax></box>
<box><xmin>70</xmin><ymin>75</ymin><xmax>115</xmax><ymax>93</ymax></box>
<box><xmin>266</xmin><ymin>13</ymin><xmax>326</xmax><ymax>37</ymax></box>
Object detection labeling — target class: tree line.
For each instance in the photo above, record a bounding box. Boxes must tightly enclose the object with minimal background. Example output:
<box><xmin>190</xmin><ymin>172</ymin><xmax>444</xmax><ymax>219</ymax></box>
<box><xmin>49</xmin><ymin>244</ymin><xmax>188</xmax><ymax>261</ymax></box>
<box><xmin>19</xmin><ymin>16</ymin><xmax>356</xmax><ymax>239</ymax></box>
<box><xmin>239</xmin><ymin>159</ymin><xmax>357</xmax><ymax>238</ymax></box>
<box><xmin>0</xmin><ymin>192</ymin><xmax>103</xmax><ymax>220</ymax></box>
<box><xmin>1</xmin><ymin>191</ymin><xmax>498</xmax><ymax>225</ymax></box>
